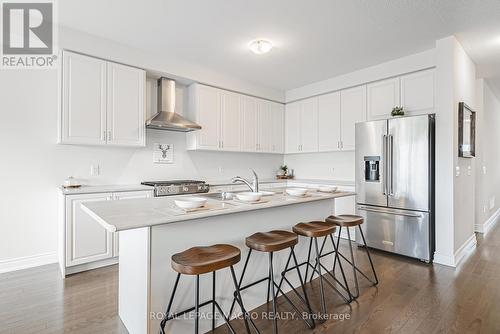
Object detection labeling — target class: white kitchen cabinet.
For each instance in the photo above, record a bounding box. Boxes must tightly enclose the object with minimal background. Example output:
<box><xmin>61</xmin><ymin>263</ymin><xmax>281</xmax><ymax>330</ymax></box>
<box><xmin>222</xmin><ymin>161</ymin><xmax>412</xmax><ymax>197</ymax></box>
<box><xmin>189</xmin><ymin>84</ymin><xmax>220</xmax><ymax>150</ymax></box>
<box><xmin>300</xmin><ymin>97</ymin><xmax>319</xmax><ymax>152</ymax></box>
<box><xmin>257</xmin><ymin>100</ymin><xmax>272</xmax><ymax>152</ymax></box>
<box><xmin>61</xmin><ymin>51</ymin><xmax>107</xmax><ymax>145</ymax></box>
<box><xmin>240</xmin><ymin>96</ymin><xmax>259</xmax><ymax>152</ymax></box>
<box><xmin>60</xmin><ymin>189</ymin><xmax>153</xmax><ymax>276</ymax></box>
<box><xmin>65</xmin><ymin>193</ymin><xmax>114</xmax><ymax>267</ymax></box>
<box><xmin>107</xmin><ymin>62</ymin><xmax>146</xmax><ymax>147</ymax></box>
<box><xmin>220</xmin><ymin>91</ymin><xmax>241</xmax><ymax>151</ymax></box>
<box><xmin>60</xmin><ymin>51</ymin><xmax>146</xmax><ymax>147</ymax></box>
<box><xmin>269</xmin><ymin>102</ymin><xmax>285</xmax><ymax>153</ymax></box>
<box><xmin>318</xmin><ymin>91</ymin><xmax>341</xmax><ymax>152</ymax></box>
<box><xmin>400</xmin><ymin>69</ymin><xmax>435</xmax><ymax>115</ymax></box>
<box><xmin>341</xmin><ymin>85</ymin><xmax>367</xmax><ymax>150</ymax></box>
<box><xmin>285</xmin><ymin>97</ymin><xmax>319</xmax><ymax>153</ymax></box>
<box><xmin>367</xmin><ymin>77</ymin><xmax>400</xmax><ymax>120</ymax></box>
<box><xmin>285</xmin><ymin>102</ymin><xmax>301</xmax><ymax>153</ymax></box>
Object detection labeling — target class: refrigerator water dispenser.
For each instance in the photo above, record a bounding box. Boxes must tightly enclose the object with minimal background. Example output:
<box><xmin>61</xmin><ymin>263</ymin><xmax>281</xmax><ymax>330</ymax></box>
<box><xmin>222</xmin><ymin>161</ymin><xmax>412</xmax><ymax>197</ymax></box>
<box><xmin>364</xmin><ymin>156</ymin><xmax>380</xmax><ymax>182</ymax></box>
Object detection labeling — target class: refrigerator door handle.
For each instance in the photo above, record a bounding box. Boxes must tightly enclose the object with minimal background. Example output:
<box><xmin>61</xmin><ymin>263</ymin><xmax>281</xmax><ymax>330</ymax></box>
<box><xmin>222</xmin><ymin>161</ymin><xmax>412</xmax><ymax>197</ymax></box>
<box><xmin>382</xmin><ymin>134</ymin><xmax>388</xmax><ymax>195</ymax></box>
<box><xmin>388</xmin><ymin>134</ymin><xmax>394</xmax><ymax>196</ymax></box>
<box><xmin>357</xmin><ymin>206</ymin><xmax>423</xmax><ymax>218</ymax></box>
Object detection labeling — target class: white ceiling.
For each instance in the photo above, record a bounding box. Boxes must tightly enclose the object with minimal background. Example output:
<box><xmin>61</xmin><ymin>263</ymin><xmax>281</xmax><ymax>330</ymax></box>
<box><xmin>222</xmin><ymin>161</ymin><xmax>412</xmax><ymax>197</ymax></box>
<box><xmin>59</xmin><ymin>0</ymin><xmax>500</xmax><ymax>92</ymax></box>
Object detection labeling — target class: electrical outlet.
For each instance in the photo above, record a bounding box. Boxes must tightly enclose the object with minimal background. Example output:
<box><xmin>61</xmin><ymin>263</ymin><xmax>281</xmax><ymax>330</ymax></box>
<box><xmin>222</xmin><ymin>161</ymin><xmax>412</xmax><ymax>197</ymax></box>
<box><xmin>483</xmin><ymin>166</ymin><xmax>487</xmax><ymax>175</ymax></box>
<box><xmin>467</xmin><ymin>165</ymin><xmax>472</xmax><ymax>176</ymax></box>
<box><xmin>490</xmin><ymin>197</ymin><xmax>495</xmax><ymax>210</ymax></box>
<box><xmin>455</xmin><ymin>166</ymin><xmax>460</xmax><ymax>177</ymax></box>
<box><xmin>218</xmin><ymin>167</ymin><xmax>224</xmax><ymax>174</ymax></box>
<box><xmin>90</xmin><ymin>164</ymin><xmax>100</xmax><ymax>176</ymax></box>
<box><xmin>484</xmin><ymin>205</ymin><xmax>487</xmax><ymax>213</ymax></box>
<box><xmin>331</xmin><ymin>167</ymin><xmax>335</xmax><ymax>174</ymax></box>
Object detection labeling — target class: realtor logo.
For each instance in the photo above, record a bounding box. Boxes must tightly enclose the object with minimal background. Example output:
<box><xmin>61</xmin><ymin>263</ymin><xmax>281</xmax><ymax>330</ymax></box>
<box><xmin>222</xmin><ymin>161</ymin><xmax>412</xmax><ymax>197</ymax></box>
<box><xmin>1</xmin><ymin>0</ymin><xmax>57</xmax><ymax>68</ymax></box>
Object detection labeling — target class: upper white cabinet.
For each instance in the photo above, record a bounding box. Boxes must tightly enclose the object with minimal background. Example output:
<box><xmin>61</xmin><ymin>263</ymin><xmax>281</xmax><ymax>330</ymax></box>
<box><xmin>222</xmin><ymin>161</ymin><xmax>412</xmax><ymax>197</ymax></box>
<box><xmin>318</xmin><ymin>91</ymin><xmax>341</xmax><ymax>152</ymax></box>
<box><xmin>107</xmin><ymin>62</ymin><xmax>146</xmax><ymax>146</ymax></box>
<box><xmin>60</xmin><ymin>51</ymin><xmax>146</xmax><ymax>147</ymax></box>
<box><xmin>220</xmin><ymin>91</ymin><xmax>241</xmax><ymax>151</ymax></box>
<box><xmin>367</xmin><ymin>69</ymin><xmax>435</xmax><ymax>120</ymax></box>
<box><xmin>367</xmin><ymin>77</ymin><xmax>400</xmax><ymax>120</ymax></box>
<box><xmin>400</xmin><ymin>69</ymin><xmax>435</xmax><ymax>115</ymax></box>
<box><xmin>340</xmin><ymin>85</ymin><xmax>367</xmax><ymax>150</ymax></box>
<box><xmin>240</xmin><ymin>96</ymin><xmax>258</xmax><ymax>152</ymax></box>
<box><xmin>61</xmin><ymin>51</ymin><xmax>107</xmax><ymax>145</ymax></box>
<box><xmin>187</xmin><ymin>83</ymin><xmax>284</xmax><ymax>153</ymax></box>
<box><xmin>285</xmin><ymin>97</ymin><xmax>318</xmax><ymax>153</ymax></box>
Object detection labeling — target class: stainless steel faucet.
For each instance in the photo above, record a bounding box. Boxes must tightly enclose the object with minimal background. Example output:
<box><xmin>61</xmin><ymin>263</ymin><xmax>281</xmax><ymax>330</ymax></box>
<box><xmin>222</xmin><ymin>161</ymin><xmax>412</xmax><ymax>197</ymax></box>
<box><xmin>231</xmin><ymin>169</ymin><xmax>259</xmax><ymax>192</ymax></box>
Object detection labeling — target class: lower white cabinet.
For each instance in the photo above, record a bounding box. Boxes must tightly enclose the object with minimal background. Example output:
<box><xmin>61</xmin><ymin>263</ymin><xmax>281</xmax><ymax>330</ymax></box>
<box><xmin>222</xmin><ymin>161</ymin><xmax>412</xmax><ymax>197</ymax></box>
<box><xmin>60</xmin><ymin>189</ymin><xmax>152</xmax><ymax>276</ymax></box>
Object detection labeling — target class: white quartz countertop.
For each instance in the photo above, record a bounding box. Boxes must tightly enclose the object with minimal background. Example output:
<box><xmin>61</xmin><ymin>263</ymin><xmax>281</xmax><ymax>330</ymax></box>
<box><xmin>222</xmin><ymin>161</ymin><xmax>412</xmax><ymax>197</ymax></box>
<box><xmin>82</xmin><ymin>189</ymin><xmax>355</xmax><ymax>232</ymax></box>
<box><xmin>60</xmin><ymin>184</ymin><xmax>153</xmax><ymax>195</ymax></box>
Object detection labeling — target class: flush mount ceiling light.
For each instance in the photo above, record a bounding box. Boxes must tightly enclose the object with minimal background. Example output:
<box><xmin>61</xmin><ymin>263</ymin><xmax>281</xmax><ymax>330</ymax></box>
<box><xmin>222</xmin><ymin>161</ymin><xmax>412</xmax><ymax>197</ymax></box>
<box><xmin>248</xmin><ymin>39</ymin><xmax>273</xmax><ymax>54</ymax></box>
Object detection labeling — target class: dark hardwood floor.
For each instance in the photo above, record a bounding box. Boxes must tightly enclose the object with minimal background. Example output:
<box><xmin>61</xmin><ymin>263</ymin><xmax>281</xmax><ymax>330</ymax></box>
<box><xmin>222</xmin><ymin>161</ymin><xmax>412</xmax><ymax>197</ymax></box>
<box><xmin>2</xmin><ymin>223</ymin><xmax>500</xmax><ymax>334</ymax></box>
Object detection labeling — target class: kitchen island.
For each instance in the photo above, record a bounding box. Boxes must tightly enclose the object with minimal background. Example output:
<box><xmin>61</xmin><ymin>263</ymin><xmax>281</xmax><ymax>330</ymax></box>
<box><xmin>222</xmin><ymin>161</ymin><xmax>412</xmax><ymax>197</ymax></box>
<box><xmin>82</xmin><ymin>189</ymin><xmax>355</xmax><ymax>334</ymax></box>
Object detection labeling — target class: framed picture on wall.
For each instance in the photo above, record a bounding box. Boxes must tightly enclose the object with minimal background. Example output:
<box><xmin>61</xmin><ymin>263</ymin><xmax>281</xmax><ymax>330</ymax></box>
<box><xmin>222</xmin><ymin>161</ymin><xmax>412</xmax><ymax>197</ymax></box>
<box><xmin>458</xmin><ymin>102</ymin><xmax>475</xmax><ymax>158</ymax></box>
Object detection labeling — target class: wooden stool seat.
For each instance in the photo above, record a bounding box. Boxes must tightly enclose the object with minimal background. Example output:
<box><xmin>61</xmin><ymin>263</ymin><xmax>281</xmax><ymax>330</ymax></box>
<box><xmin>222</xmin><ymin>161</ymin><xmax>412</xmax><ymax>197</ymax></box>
<box><xmin>245</xmin><ymin>230</ymin><xmax>298</xmax><ymax>252</ymax></box>
<box><xmin>171</xmin><ymin>244</ymin><xmax>241</xmax><ymax>275</ymax></box>
<box><xmin>293</xmin><ymin>221</ymin><xmax>337</xmax><ymax>238</ymax></box>
<box><xmin>326</xmin><ymin>214</ymin><xmax>364</xmax><ymax>227</ymax></box>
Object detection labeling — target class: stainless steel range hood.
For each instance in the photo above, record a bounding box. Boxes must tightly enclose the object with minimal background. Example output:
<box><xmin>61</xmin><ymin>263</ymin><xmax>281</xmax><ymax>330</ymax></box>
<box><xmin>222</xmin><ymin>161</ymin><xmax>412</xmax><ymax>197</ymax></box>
<box><xmin>146</xmin><ymin>78</ymin><xmax>201</xmax><ymax>132</ymax></box>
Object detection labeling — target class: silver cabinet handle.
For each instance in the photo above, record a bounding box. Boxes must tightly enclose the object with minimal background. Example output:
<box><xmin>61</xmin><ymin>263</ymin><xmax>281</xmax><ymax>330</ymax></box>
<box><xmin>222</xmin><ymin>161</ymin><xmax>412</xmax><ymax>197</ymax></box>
<box><xmin>107</xmin><ymin>131</ymin><xmax>112</xmax><ymax>141</ymax></box>
<box><xmin>357</xmin><ymin>206</ymin><xmax>423</xmax><ymax>218</ymax></box>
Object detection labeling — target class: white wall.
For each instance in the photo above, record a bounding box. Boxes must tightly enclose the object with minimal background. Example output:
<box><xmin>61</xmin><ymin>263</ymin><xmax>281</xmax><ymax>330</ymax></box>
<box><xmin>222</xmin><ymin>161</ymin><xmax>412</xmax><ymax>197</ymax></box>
<box><xmin>434</xmin><ymin>36</ymin><xmax>476</xmax><ymax>267</ymax></box>
<box><xmin>475</xmin><ymin>79</ymin><xmax>500</xmax><ymax>232</ymax></box>
<box><xmin>283</xmin><ymin>152</ymin><xmax>355</xmax><ymax>181</ymax></box>
<box><xmin>286</xmin><ymin>49</ymin><xmax>435</xmax><ymax>102</ymax></box>
<box><xmin>0</xmin><ymin>31</ymin><xmax>284</xmax><ymax>267</ymax></box>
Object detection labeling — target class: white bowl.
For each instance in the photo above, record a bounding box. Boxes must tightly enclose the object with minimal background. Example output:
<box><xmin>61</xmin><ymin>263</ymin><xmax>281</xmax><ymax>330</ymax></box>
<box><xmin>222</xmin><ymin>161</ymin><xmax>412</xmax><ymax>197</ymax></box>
<box><xmin>260</xmin><ymin>190</ymin><xmax>275</xmax><ymax>196</ymax></box>
<box><xmin>318</xmin><ymin>185</ymin><xmax>337</xmax><ymax>193</ymax></box>
<box><xmin>236</xmin><ymin>192</ymin><xmax>263</xmax><ymax>202</ymax></box>
<box><xmin>174</xmin><ymin>197</ymin><xmax>207</xmax><ymax>210</ymax></box>
<box><xmin>286</xmin><ymin>188</ymin><xmax>308</xmax><ymax>197</ymax></box>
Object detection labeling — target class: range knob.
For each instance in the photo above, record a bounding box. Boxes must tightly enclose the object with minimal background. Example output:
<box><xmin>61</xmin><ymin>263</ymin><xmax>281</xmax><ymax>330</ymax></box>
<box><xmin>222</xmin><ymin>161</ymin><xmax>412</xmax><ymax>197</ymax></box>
<box><xmin>183</xmin><ymin>186</ymin><xmax>189</xmax><ymax>192</ymax></box>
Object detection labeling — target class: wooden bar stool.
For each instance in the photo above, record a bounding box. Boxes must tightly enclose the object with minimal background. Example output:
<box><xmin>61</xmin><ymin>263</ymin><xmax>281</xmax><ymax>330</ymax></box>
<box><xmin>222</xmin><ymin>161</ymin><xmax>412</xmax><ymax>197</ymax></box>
<box><xmin>160</xmin><ymin>244</ymin><xmax>258</xmax><ymax>334</ymax></box>
<box><xmin>229</xmin><ymin>230</ymin><xmax>315</xmax><ymax>334</ymax></box>
<box><xmin>281</xmin><ymin>221</ymin><xmax>351</xmax><ymax>318</ymax></box>
<box><xmin>326</xmin><ymin>215</ymin><xmax>379</xmax><ymax>299</ymax></box>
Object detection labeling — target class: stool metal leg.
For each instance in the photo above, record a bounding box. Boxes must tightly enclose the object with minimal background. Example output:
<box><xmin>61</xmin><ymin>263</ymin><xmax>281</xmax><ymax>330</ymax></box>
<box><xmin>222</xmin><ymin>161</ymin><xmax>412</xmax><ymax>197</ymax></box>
<box><xmin>303</xmin><ymin>238</ymin><xmax>313</xmax><ymax>284</ymax></box>
<box><xmin>229</xmin><ymin>266</ymin><xmax>260</xmax><ymax>334</ymax></box>
<box><xmin>346</xmin><ymin>227</ymin><xmax>360</xmax><ymax>299</ymax></box>
<box><xmin>195</xmin><ymin>275</ymin><xmax>200</xmax><ymax>334</ymax></box>
<box><xmin>229</xmin><ymin>249</ymin><xmax>252</xmax><ymax>316</ymax></box>
<box><xmin>268</xmin><ymin>252</ymin><xmax>278</xmax><ymax>334</ymax></box>
<box><xmin>358</xmin><ymin>226</ymin><xmax>379</xmax><ymax>285</ymax></box>
<box><xmin>330</xmin><ymin>233</ymin><xmax>352</xmax><ymax>301</ymax></box>
<box><xmin>212</xmin><ymin>271</ymin><xmax>216</xmax><ymax>331</ymax></box>
<box><xmin>160</xmin><ymin>273</ymin><xmax>181</xmax><ymax>334</ymax></box>
<box><xmin>313</xmin><ymin>237</ymin><xmax>327</xmax><ymax>315</ymax></box>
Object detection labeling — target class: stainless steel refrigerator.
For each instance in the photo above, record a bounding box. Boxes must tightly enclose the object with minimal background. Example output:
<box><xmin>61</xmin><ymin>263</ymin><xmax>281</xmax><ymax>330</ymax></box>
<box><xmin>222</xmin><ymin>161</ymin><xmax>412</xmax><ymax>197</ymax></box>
<box><xmin>355</xmin><ymin>114</ymin><xmax>435</xmax><ymax>262</ymax></box>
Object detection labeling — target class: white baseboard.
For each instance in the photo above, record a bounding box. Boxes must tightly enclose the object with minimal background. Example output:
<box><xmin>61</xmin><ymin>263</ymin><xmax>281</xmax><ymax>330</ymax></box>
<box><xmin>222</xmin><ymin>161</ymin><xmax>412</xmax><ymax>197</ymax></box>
<box><xmin>475</xmin><ymin>208</ymin><xmax>500</xmax><ymax>234</ymax></box>
<box><xmin>434</xmin><ymin>234</ymin><xmax>477</xmax><ymax>268</ymax></box>
<box><xmin>0</xmin><ymin>252</ymin><xmax>58</xmax><ymax>274</ymax></box>
<box><xmin>454</xmin><ymin>234</ymin><xmax>477</xmax><ymax>266</ymax></box>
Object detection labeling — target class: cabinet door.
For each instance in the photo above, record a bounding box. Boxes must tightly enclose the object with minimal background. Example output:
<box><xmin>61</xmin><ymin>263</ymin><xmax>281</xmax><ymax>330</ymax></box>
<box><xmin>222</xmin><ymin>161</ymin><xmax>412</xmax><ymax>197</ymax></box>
<box><xmin>61</xmin><ymin>51</ymin><xmax>107</xmax><ymax>145</ymax></box>
<box><xmin>270</xmin><ymin>102</ymin><xmax>284</xmax><ymax>153</ymax></box>
<box><xmin>257</xmin><ymin>100</ymin><xmax>272</xmax><ymax>152</ymax></box>
<box><xmin>400</xmin><ymin>69</ymin><xmax>435</xmax><ymax>115</ymax></box>
<box><xmin>285</xmin><ymin>102</ymin><xmax>301</xmax><ymax>153</ymax></box>
<box><xmin>107</xmin><ymin>63</ymin><xmax>146</xmax><ymax>147</ymax></box>
<box><xmin>367</xmin><ymin>77</ymin><xmax>400</xmax><ymax>120</ymax></box>
<box><xmin>300</xmin><ymin>97</ymin><xmax>319</xmax><ymax>153</ymax></box>
<box><xmin>341</xmin><ymin>85</ymin><xmax>367</xmax><ymax>150</ymax></box>
<box><xmin>112</xmin><ymin>191</ymin><xmax>152</xmax><ymax>257</ymax></box>
<box><xmin>240</xmin><ymin>96</ymin><xmax>258</xmax><ymax>152</ymax></box>
<box><xmin>318</xmin><ymin>91</ymin><xmax>341</xmax><ymax>152</ymax></box>
<box><xmin>220</xmin><ymin>91</ymin><xmax>241</xmax><ymax>151</ymax></box>
<box><xmin>196</xmin><ymin>85</ymin><xmax>220</xmax><ymax>150</ymax></box>
<box><xmin>66</xmin><ymin>193</ymin><xmax>113</xmax><ymax>267</ymax></box>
